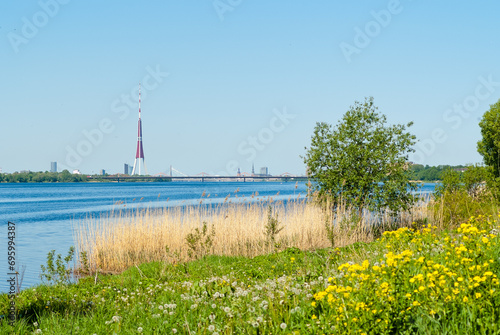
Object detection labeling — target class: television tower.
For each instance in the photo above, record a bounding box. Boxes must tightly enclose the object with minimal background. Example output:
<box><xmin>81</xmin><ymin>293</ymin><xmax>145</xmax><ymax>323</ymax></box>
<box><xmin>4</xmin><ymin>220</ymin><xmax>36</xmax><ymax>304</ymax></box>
<box><xmin>131</xmin><ymin>84</ymin><xmax>148</xmax><ymax>175</ymax></box>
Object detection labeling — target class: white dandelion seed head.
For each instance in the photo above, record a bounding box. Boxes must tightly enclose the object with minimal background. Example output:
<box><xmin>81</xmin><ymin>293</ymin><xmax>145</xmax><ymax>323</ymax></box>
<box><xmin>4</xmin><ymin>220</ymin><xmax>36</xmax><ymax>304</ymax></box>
<box><xmin>280</xmin><ymin>323</ymin><xmax>287</xmax><ymax>330</ymax></box>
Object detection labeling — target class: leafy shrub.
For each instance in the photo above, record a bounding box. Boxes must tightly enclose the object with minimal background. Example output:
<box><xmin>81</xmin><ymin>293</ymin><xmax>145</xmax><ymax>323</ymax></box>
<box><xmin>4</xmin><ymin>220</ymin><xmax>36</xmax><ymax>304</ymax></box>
<box><xmin>264</xmin><ymin>205</ymin><xmax>283</xmax><ymax>251</ymax></box>
<box><xmin>185</xmin><ymin>221</ymin><xmax>215</xmax><ymax>260</ymax></box>
<box><xmin>40</xmin><ymin>247</ymin><xmax>75</xmax><ymax>286</ymax></box>
<box><xmin>433</xmin><ymin>166</ymin><xmax>498</xmax><ymax>227</ymax></box>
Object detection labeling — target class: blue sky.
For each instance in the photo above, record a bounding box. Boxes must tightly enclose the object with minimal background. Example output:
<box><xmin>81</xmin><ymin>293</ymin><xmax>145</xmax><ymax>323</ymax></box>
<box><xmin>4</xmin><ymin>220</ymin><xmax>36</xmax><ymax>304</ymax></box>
<box><xmin>1</xmin><ymin>1</ymin><xmax>499</xmax><ymax>175</ymax></box>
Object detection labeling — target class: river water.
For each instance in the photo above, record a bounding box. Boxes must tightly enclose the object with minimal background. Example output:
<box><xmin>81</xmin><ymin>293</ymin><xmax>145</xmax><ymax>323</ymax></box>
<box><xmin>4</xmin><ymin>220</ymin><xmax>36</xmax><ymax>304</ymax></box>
<box><xmin>0</xmin><ymin>181</ymin><xmax>435</xmax><ymax>292</ymax></box>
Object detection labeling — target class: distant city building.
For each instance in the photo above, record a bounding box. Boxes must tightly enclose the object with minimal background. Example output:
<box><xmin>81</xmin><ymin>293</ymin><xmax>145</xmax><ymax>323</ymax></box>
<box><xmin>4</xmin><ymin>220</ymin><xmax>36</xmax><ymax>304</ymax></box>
<box><xmin>50</xmin><ymin>162</ymin><xmax>57</xmax><ymax>173</ymax></box>
<box><xmin>260</xmin><ymin>167</ymin><xmax>269</xmax><ymax>176</ymax></box>
<box><xmin>124</xmin><ymin>163</ymin><xmax>130</xmax><ymax>175</ymax></box>
<box><xmin>252</xmin><ymin>163</ymin><xmax>255</xmax><ymax>175</ymax></box>
<box><xmin>72</xmin><ymin>169</ymin><xmax>81</xmax><ymax>175</ymax></box>
<box><xmin>100</xmin><ymin>169</ymin><xmax>106</xmax><ymax>176</ymax></box>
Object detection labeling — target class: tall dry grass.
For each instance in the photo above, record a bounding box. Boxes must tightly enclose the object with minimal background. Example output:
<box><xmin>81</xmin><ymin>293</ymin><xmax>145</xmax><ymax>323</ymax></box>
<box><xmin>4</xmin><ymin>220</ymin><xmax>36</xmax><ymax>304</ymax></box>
<box><xmin>75</xmin><ymin>195</ymin><xmax>431</xmax><ymax>274</ymax></box>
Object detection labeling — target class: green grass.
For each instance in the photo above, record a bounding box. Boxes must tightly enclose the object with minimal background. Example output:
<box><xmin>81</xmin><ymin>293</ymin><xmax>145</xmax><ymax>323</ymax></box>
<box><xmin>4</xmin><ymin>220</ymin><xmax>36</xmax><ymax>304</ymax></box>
<box><xmin>1</xmin><ymin>215</ymin><xmax>500</xmax><ymax>334</ymax></box>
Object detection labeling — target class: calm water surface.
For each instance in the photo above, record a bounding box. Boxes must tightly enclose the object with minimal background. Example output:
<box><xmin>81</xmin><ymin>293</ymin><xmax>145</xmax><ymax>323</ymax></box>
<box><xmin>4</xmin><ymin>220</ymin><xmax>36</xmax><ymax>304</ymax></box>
<box><xmin>0</xmin><ymin>181</ymin><xmax>435</xmax><ymax>292</ymax></box>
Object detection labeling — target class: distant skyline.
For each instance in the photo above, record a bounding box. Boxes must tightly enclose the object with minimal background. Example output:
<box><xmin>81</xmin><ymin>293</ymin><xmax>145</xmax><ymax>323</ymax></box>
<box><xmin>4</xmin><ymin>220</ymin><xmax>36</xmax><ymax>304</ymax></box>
<box><xmin>1</xmin><ymin>1</ymin><xmax>500</xmax><ymax>175</ymax></box>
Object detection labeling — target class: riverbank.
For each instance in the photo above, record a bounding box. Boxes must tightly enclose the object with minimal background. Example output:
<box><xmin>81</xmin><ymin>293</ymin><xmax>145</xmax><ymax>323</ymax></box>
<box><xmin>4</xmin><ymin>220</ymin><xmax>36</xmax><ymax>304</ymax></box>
<box><xmin>1</xmin><ymin>212</ymin><xmax>499</xmax><ymax>334</ymax></box>
<box><xmin>75</xmin><ymin>197</ymin><xmax>429</xmax><ymax>274</ymax></box>
<box><xmin>0</xmin><ymin>181</ymin><xmax>314</xmax><ymax>291</ymax></box>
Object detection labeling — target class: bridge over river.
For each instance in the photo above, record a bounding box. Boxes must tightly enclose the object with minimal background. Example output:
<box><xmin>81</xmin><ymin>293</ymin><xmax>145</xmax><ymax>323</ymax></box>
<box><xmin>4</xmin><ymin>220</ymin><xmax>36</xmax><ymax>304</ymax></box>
<box><xmin>87</xmin><ymin>174</ymin><xmax>309</xmax><ymax>183</ymax></box>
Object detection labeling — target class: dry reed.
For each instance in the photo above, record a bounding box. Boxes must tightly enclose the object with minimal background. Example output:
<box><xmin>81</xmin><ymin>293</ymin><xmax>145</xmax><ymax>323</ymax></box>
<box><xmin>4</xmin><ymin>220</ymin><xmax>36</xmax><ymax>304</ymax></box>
<box><xmin>75</xmin><ymin>194</ymin><xmax>431</xmax><ymax>274</ymax></box>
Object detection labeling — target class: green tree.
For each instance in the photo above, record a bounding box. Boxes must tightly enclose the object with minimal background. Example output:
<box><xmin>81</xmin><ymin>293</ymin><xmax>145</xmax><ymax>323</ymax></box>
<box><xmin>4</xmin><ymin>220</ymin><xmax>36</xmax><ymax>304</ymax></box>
<box><xmin>434</xmin><ymin>168</ymin><xmax>461</xmax><ymax>198</ymax></box>
<box><xmin>478</xmin><ymin>99</ymin><xmax>500</xmax><ymax>178</ymax></box>
<box><xmin>58</xmin><ymin>169</ymin><xmax>73</xmax><ymax>182</ymax></box>
<box><xmin>303</xmin><ymin>97</ymin><xmax>419</xmax><ymax>215</ymax></box>
<box><xmin>463</xmin><ymin>164</ymin><xmax>491</xmax><ymax>198</ymax></box>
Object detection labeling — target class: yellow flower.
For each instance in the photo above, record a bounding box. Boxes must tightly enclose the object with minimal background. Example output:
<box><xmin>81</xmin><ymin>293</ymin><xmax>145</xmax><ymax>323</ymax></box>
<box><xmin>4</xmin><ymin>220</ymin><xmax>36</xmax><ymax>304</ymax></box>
<box><xmin>311</xmin><ymin>314</ymin><xmax>317</xmax><ymax>320</ymax></box>
<box><xmin>311</xmin><ymin>302</ymin><xmax>316</xmax><ymax>307</ymax></box>
<box><xmin>463</xmin><ymin>297</ymin><xmax>469</xmax><ymax>303</ymax></box>
<box><xmin>413</xmin><ymin>301</ymin><xmax>420</xmax><ymax>306</ymax></box>
<box><xmin>475</xmin><ymin>293</ymin><xmax>482</xmax><ymax>299</ymax></box>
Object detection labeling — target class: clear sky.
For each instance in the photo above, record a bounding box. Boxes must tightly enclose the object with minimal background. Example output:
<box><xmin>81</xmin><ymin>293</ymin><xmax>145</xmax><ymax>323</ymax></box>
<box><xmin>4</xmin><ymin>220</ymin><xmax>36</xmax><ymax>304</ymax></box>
<box><xmin>1</xmin><ymin>1</ymin><xmax>499</xmax><ymax>175</ymax></box>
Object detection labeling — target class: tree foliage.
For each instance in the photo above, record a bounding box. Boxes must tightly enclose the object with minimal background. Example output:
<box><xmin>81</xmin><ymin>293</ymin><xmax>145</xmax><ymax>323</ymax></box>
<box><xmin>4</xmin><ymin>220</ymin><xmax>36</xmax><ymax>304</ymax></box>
<box><xmin>433</xmin><ymin>165</ymin><xmax>495</xmax><ymax>226</ymax></box>
<box><xmin>0</xmin><ymin>170</ymin><xmax>87</xmax><ymax>183</ymax></box>
<box><xmin>303</xmin><ymin>97</ymin><xmax>418</xmax><ymax>214</ymax></box>
<box><xmin>410</xmin><ymin>164</ymin><xmax>466</xmax><ymax>181</ymax></box>
<box><xmin>478</xmin><ymin>99</ymin><xmax>500</xmax><ymax>178</ymax></box>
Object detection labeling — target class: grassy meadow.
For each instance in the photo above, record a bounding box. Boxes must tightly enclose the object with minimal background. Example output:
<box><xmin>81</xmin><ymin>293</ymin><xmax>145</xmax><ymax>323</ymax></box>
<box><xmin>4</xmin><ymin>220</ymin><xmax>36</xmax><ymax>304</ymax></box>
<box><xmin>1</xmin><ymin>192</ymin><xmax>499</xmax><ymax>334</ymax></box>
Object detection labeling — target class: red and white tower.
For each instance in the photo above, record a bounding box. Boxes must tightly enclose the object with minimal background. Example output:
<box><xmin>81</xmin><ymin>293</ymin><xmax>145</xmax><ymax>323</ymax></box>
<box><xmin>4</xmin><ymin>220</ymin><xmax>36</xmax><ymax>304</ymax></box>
<box><xmin>131</xmin><ymin>84</ymin><xmax>148</xmax><ymax>175</ymax></box>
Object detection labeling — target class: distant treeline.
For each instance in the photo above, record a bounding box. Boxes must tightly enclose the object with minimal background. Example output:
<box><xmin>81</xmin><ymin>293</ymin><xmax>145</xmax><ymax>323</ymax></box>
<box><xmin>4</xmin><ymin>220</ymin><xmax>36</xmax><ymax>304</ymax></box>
<box><xmin>0</xmin><ymin>170</ymin><xmax>88</xmax><ymax>183</ymax></box>
<box><xmin>0</xmin><ymin>165</ymin><xmax>468</xmax><ymax>183</ymax></box>
<box><xmin>410</xmin><ymin>164</ymin><xmax>467</xmax><ymax>182</ymax></box>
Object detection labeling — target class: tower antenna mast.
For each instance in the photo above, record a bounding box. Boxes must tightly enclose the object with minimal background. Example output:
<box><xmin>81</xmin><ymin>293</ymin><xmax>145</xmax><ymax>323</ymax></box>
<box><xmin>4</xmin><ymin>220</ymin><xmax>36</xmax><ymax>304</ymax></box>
<box><xmin>131</xmin><ymin>83</ymin><xmax>148</xmax><ymax>175</ymax></box>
